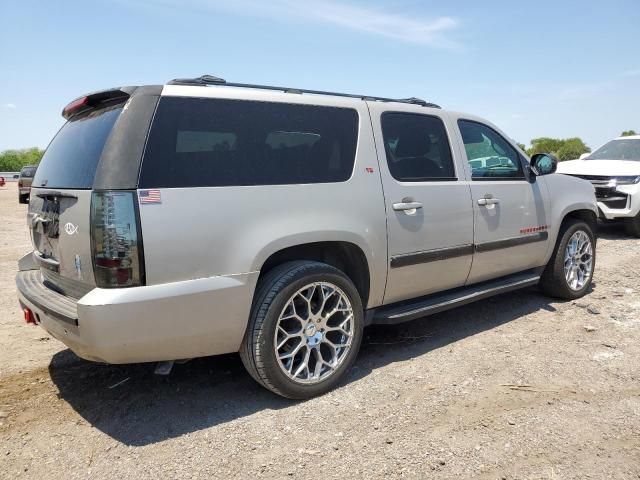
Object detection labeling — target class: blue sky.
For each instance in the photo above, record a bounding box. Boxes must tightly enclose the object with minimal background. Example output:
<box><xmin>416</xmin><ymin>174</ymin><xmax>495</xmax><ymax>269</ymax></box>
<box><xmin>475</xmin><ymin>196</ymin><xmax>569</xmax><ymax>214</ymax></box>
<box><xmin>1</xmin><ymin>0</ymin><xmax>639</xmax><ymax>152</ymax></box>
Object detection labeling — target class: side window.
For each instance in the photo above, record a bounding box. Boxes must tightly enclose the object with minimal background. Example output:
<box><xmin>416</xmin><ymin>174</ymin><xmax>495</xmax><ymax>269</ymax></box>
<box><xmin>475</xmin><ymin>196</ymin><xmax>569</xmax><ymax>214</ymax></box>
<box><xmin>140</xmin><ymin>98</ymin><xmax>359</xmax><ymax>188</ymax></box>
<box><xmin>381</xmin><ymin>113</ymin><xmax>456</xmax><ymax>182</ymax></box>
<box><xmin>458</xmin><ymin>120</ymin><xmax>524</xmax><ymax>179</ymax></box>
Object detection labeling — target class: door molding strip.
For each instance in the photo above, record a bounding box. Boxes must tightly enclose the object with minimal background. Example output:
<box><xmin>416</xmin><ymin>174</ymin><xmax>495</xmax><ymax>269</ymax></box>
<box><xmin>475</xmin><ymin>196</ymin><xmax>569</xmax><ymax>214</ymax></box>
<box><xmin>389</xmin><ymin>232</ymin><xmax>548</xmax><ymax>268</ymax></box>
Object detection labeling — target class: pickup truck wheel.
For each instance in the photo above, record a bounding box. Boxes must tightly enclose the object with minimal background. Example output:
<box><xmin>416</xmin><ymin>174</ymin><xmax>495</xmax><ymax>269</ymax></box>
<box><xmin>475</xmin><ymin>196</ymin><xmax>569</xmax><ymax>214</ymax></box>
<box><xmin>624</xmin><ymin>213</ymin><xmax>640</xmax><ymax>238</ymax></box>
<box><xmin>18</xmin><ymin>194</ymin><xmax>28</xmax><ymax>204</ymax></box>
<box><xmin>539</xmin><ymin>219</ymin><xmax>596</xmax><ymax>300</ymax></box>
<box><xmin>240</xmin><ymin>261</ymin><xmax>364</xmax><ymax>399</ymax></box>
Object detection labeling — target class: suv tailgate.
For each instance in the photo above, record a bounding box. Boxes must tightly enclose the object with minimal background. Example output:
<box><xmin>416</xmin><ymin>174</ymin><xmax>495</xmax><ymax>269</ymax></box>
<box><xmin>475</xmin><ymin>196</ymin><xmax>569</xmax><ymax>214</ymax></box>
<box><xmin>28</xmin><ymin>101</ymin><xmax>125</xmax><ymax>297</ymax></box>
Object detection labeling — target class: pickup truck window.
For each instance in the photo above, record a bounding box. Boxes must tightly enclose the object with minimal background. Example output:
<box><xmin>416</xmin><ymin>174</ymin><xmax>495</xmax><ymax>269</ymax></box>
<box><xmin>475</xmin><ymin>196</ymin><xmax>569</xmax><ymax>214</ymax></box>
<box><xmin>381</xmin><ymin>113</ymin><xmax>456</xmax><ymax>182</ymax></box>
<box><xmin>458</xmin><ymin>119</ymin><xmax>524</xmax><ymax>180</ymax></box>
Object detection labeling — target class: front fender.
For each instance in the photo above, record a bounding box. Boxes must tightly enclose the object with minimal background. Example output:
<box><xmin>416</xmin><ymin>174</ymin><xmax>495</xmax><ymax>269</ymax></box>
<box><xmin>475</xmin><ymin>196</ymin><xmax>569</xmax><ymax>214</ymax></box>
<box><xmin>542</xmin><ymin>173</ymin><xmax>598</xmax><ymax>260</ymax></box>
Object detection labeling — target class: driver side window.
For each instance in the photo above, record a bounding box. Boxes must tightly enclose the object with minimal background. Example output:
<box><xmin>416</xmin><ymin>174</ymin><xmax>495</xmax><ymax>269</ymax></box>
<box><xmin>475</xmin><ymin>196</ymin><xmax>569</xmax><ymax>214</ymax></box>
<box><xmin>458</xmin><ymin>120</ymin><xmax>524</xmax><ymax>180</ymax></box>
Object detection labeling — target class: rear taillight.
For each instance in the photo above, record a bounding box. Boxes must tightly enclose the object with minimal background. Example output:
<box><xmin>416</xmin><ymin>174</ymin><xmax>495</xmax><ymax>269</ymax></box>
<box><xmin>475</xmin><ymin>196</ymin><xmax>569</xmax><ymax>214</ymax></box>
<box><xmin>18</xmin><ymin>180</ymin><xmax>23</xmax><ymax>187</ymax></box>
<box><xmin>90</xmin><ymin>191</ymin><xmax>144</xmax><ymax>288</ymax></box>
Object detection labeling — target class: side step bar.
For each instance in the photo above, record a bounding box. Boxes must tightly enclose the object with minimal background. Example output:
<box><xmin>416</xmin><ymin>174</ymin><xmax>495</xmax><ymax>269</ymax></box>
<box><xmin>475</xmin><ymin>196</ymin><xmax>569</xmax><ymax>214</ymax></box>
<box><xmin>371</xmin><ymin>270</ymin><xmax>542</xmax><ymax>325</ymax></box>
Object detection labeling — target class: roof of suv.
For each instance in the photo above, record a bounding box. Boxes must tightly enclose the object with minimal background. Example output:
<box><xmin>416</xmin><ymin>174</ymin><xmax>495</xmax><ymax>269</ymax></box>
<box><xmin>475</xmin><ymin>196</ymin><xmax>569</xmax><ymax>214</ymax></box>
<box><xmin>165</xmin><ymin>74</ymin><xmax>442</xmax><ymax>110</ymax></box>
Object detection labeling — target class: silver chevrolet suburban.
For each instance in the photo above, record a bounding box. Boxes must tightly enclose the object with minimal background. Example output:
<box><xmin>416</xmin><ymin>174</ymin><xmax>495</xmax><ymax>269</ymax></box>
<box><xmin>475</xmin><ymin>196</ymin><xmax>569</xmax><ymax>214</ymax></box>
<box><xmin>16</xmin><ymin>75</ymin><xmax>598</xmax><ymax>399</ymax></box>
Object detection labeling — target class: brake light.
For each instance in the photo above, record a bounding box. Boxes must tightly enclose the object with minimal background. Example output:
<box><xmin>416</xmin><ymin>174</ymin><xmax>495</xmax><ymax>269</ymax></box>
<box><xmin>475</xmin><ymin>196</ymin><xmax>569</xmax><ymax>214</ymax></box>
<box><xmin>62</xmin><ymin>96</ymin><xmax>89</xmax><ymax>118</ymax></box>
<box><xmin>18</xmin><ymin>180</ymin><xmax>23</xmax><ymax>188</ymax></box>
<box><xmin>90</xmin><ymin>191</ymin><xmax>145</xmax><ymax>288</ymax></box>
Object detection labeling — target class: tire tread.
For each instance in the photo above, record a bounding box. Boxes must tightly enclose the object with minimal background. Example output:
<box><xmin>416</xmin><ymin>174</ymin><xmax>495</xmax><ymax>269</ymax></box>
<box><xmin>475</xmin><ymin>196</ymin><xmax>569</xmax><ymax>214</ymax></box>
<box><xmin>240</xmin><ymin>261</ymin><xmax>355</xmax><ymax>398</ymax></box>
<box><xmin>539</xmin><ymin>218</ymin><xmax>595</xmax><ymax>299</ymax></box>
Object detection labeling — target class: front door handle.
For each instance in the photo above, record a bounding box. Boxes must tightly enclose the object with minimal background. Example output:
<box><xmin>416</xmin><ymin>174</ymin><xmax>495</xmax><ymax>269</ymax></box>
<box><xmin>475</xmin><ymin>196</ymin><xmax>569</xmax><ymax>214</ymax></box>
<box><xmin>478</xmin><ymin>198</ymin><xmax>500</xmax><ymax>206</ymax></box>
<box><xmin>393</xmin><ymin>198</ymin><xmax>423</xmax><ymax>212</ymax></box>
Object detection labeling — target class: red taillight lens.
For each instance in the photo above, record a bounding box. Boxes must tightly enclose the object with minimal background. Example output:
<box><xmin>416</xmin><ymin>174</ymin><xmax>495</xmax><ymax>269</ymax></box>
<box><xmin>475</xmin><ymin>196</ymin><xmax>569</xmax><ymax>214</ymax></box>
<box><xmin>62</xmin><ymin>96</ymin><xmax>89</xmax><ymax>118</ymax></box>
<box><xmin>18</xmin><ymin>180</ymin><xmax>23</xmax><ymax>187</ymax></box>
<box><xmin>23</xmin><ymin>308</ymin><xmax>36</xmax><ymax>325</ymax></box>
<box><xmin>90</xmin><ymin>191</ymin><xmax>144</xmax><ymax>288</ymax></box>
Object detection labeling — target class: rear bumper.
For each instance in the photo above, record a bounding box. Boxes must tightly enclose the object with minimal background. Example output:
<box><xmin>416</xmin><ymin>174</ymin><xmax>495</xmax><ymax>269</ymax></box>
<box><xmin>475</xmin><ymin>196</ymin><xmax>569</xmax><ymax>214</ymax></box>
<box><xmin>16</xmin><ymin>268</ymin><xmax>258</xmax><ymax>363</ymax></box>
<box><xmin>19</xmin><ymin>187</ymin><xmax>31</xmax><ymax>195</ymax></box>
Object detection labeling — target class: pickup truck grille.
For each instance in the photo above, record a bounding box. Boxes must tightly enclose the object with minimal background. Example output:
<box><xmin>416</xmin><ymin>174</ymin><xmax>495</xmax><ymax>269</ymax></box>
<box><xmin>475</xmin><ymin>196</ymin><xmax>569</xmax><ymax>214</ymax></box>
<box><xmin>566</xmin><ymin>174</ymin><xmax>629</xmax><ymax>209</ymax></box>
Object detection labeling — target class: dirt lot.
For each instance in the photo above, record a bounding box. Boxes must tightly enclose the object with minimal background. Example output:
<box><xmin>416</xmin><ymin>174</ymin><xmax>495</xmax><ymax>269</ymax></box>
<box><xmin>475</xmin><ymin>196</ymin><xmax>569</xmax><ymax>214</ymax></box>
<box><xmin>0</xmin><ymin>181</ymin><xmax>639</xmax><ymax>479</ymax></box>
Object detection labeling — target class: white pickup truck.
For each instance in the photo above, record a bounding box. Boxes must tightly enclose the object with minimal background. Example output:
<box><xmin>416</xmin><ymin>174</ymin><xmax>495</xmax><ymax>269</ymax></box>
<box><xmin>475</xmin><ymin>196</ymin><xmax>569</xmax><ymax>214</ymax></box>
<box><xmin>558</xmin><ymin>135</ymin><xmax>640</xmax><ymax>236</ymax></box>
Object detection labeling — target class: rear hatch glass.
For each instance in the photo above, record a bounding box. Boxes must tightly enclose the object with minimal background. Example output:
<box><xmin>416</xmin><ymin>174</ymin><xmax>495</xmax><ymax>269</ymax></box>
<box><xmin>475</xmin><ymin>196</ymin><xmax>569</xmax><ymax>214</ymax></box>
<box><xmin>29</xmin><ymin>104</ymin><xmax>124</xmax><ymax>296</ymax></box>
<box><xmin>33</xmin><ymin>104</ymin><xmax>122</xmax><ymax>189</ymax></box>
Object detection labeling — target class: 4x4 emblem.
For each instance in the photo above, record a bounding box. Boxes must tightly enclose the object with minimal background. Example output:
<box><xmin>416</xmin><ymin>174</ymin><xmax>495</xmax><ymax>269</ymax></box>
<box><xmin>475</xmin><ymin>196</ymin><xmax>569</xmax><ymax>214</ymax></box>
<box><xmin>64</xmin><ymin>222</ymin><xmax>78</xmax><ymax>235</ymax></box>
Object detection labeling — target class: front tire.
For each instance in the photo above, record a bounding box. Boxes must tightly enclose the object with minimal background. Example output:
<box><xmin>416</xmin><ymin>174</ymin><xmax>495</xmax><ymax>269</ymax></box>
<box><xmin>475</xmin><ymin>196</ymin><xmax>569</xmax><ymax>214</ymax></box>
<box><xmin>240</xmin><ymin>261</ymin><xmax>364</xmax><ymax>399</ymax></box>
<box><xmin>539</xmin><ymin>219</ymin><xmax>596</xmax><ymax>299</ymax></box>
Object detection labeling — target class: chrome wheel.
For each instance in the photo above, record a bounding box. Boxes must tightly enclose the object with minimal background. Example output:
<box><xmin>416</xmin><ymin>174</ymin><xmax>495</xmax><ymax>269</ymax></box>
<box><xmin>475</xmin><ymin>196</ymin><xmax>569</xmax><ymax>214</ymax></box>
<box><xmin>274</xmin><ymin>282</ymin><xmax>354</xmax><ymax>384</ymax></box>
<box><xmin>564</xmin><ymin>230</ymin><xmax>593</xmax><ymax>291</ymax></box>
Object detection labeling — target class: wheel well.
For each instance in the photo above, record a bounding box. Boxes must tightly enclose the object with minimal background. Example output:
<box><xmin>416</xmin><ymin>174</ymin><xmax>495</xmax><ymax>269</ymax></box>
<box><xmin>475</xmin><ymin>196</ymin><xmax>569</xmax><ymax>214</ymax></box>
<box><xmin>259</xmin><ymin>242</ymin><xmax>371</xmax><ymax>306</ymax></box>
<box><xmin>563</xmin><ymin>209</ymin><xmax>598</xmax><ymax>234</ymax></box>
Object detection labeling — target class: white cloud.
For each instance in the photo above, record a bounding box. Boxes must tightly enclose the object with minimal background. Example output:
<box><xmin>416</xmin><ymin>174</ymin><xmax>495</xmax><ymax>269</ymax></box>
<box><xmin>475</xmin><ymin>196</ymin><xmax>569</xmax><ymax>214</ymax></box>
<box><xmin>132</xmin><ymin>0</ymin><xmax>461</xmax><ymax>48</ymax></box>
<box><xmin>288</xmin><ymin>1</ymin><xmax>460</xmax><ymax>48</ymax></box>
<box><xmin>2</xmin><ymin>103</ymin><xmax>17</xmax><ymax>109</ymax></box>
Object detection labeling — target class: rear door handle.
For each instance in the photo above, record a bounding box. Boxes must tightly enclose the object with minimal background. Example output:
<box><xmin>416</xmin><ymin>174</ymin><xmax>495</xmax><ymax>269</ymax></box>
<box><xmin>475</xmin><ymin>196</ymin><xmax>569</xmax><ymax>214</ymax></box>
<box><xmin>478</xmin><ymin>198</ymin><xmax>500</xmax><ymax>206</ymax></box>
<box><xmin>393</xmin><ymin>198</ymin><xmax>423</xmax><ymax>212</ymax></box>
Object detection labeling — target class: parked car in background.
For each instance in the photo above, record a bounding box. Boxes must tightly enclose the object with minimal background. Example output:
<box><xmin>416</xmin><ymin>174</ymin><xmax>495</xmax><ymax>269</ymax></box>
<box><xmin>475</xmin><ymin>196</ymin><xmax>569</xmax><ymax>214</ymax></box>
<box><xmin>18</xmin><ymin>165</ymin><xmax>37</xmax><ymax>203</ymax></box>
<box><xmin>16</xmin><ymin>76</ymin><xmax>598</xmax><ymax>399</ymax></box>
<box><xmin>0</xmin><ymin>176</ymin><xmax>5</xmax><ymax>187</ymax></box>
<box><xmin>557</xmin><ymin>135</ymin><xmax>640</xmax><ymax>236</ymax></box>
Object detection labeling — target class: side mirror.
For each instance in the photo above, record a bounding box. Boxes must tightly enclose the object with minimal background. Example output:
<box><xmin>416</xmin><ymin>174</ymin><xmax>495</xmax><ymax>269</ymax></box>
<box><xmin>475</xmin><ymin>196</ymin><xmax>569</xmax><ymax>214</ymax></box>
<box><xmin>530</xmin><ymin>153</ymin><xmax>558</xmax><ymax>176</ymax></box>
<box><xmin>579</xmin><ymin>153</ymin><xmax>590</xmax><ymax>160</ymax></box>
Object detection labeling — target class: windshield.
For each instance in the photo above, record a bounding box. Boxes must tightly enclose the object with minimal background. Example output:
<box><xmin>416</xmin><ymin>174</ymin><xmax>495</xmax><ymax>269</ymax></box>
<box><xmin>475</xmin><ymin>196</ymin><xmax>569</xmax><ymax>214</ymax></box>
<box><xmin>587</xmin><ymin>139</ymin><xmax>640</xmax><ymax>161</ymax></box>
<box><xmin>33</xmin><ymin>105</ymin><xmax>122</xmax><ymax>189</ymax></box>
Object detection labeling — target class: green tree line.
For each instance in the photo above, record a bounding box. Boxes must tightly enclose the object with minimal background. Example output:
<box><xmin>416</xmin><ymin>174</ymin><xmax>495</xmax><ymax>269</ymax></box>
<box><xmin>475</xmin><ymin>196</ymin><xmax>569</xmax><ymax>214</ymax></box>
<box><xmin>525</xmin><ymin>137</ymin><xmax>591</xmax><ymax>161</ymax></box>
<box><xmin>0</xmin><ymin>148</ymin><xmax>44</xmax><ymax>171</ymax></box>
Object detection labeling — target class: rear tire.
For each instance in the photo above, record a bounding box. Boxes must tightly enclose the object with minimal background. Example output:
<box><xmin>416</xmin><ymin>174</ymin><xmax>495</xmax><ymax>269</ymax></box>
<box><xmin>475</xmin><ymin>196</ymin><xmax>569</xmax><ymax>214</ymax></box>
<box><xmin>18</xmin><ymin>194</ymin><xmax>28</xmax><ymax>204</ymax></box>
<box><xmin>539</xmin><ymin>219</ymin><xmax>596</xmax><ymax>300</ymax></box>
<box><xmin>240</xmin><ymin>261</ymin><xmax>364</xmax><ymax>399</ymax></box>
<box><xmin>624</xmin><ymin>213</ymin><xmax>640</xmax><ymax>238</ymax></box>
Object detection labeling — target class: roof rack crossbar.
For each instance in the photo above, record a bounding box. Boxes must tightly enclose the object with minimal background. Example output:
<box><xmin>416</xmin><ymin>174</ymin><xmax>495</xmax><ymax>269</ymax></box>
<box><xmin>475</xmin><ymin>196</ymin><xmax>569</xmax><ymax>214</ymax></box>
<box><xmin>167</xmin><ymin>75</ymin><xmax>441</xmax><ymax>109</ymax></box>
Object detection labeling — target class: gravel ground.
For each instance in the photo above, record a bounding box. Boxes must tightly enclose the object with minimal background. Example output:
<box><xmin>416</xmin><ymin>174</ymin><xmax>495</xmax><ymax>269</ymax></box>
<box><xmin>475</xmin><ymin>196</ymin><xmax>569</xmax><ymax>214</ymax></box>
<box><xmin>1</xmin><ymin>182</ymin><xmax>639</xmax><ymax>479</ymax></box>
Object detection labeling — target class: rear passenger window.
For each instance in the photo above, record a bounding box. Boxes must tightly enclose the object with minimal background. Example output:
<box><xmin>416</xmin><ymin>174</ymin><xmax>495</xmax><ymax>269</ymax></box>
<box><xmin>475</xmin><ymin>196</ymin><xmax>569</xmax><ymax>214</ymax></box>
<box><xmin>381</xmin><ymin>113</ymin><xmax>456</xmax><ymax>182</ymax></box>
<box><xmin>139</xmin><ymin>97</ymin><xmax>359</xmax><ymax>188</ymax></box>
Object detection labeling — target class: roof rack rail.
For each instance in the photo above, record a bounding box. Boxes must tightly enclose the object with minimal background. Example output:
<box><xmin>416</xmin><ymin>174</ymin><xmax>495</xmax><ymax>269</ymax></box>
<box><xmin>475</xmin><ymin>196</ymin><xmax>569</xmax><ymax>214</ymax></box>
<box><xmin>167</xmin><ymin>75</ymin><xmax>441</xmax><ymax>109</ymax></box>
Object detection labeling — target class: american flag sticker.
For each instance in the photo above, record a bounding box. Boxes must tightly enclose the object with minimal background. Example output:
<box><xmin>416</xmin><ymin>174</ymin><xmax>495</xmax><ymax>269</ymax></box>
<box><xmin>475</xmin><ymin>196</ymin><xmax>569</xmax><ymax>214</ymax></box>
<box><xmin>139</xmin><ymin>189</ymin><xmax>162</xmax><ymax>204</ymax></box>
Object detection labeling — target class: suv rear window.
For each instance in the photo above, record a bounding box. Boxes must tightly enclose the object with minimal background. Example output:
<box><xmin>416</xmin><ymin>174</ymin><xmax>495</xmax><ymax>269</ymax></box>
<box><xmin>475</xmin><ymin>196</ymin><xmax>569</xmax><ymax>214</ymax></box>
<box><xmin>139</xmin><ymin>97</ymin><xmax>359</xmax><ymax>188</ymax></box>
<box><xmin>33</xmin><ymin>105</ymin><xmax>122</xmax><ymax>189</ymax></box>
